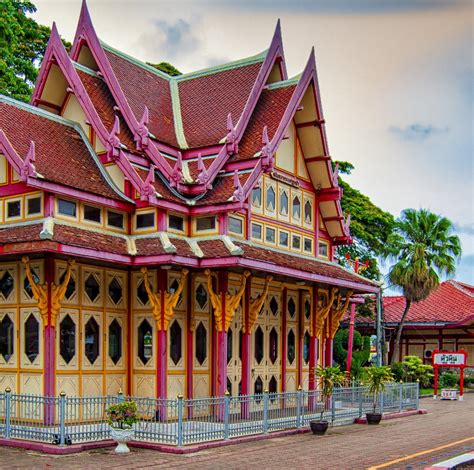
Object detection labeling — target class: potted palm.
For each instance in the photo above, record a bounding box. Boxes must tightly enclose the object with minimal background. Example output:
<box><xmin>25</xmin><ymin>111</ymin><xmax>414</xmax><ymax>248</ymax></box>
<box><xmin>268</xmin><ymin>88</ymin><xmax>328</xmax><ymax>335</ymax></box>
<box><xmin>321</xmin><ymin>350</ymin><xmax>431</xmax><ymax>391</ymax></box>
<box><xmin>310</xmin><ymin>365</ymin><xmax>345</xmax><ymax>435</ymax></box>
<box><xmin>364</xmin><ymin>365</ymin><xmax>393</xmax><ymax>425</ymax></box>
<box><xmin>105</xmin><ymin>401</ymin><xmax>139</xmax><ymax>453</ymax></box>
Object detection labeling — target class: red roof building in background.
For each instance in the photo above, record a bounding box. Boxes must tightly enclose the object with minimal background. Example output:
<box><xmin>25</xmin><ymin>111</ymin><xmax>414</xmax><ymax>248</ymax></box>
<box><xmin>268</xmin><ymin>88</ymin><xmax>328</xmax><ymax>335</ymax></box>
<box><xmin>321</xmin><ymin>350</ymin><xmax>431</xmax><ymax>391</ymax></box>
<box><xmin>0</xmin><ymin>0</ymin><xmax>379</xmax><ymax>400</ymax></box>
<box><xmin>352</xmin><ymin>281</ymin><xmax>474</xmax><ymax>365</ymax></box>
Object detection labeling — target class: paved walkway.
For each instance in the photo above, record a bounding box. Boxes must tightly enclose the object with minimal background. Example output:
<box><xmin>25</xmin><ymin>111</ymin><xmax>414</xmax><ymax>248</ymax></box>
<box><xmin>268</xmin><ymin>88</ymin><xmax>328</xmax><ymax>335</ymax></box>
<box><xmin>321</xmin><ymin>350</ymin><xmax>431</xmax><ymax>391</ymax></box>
<box><xmin>1</xmin><ymin>394</ymin><xmax>473</xmax><ymax>470</ymax></box>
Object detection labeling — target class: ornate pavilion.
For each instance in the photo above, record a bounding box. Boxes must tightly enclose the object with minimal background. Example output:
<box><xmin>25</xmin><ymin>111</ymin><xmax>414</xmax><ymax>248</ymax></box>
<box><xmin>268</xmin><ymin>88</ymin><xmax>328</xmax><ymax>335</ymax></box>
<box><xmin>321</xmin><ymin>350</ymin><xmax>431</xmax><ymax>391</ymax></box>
<box><xmin>0</xmin><ymin>1</ymin><xmax>379</xmax><ymax>400</ymax></box>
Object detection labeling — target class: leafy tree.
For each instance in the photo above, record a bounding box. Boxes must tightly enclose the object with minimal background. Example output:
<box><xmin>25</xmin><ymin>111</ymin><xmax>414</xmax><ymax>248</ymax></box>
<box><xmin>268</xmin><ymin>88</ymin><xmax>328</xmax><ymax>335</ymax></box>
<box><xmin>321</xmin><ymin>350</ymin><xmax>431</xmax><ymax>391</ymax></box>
<box><xmin>385</xmin><ymin>209</ymin><xmax>461</xmax><ymax>363</ymax></box>
<box><xmin>391</xmin><ymin>356</ymin><xmax>433</xmax><ymax>388</ymax></box>
<box><xmin>0</xmin><ymin>0</ymin><xmax>51</xmax><ymax>101</ymax></box>
<box><xmin>335</xmin><ymin>161</ymin><xmax>395</xmax><ymax>281</ymax></box>
<box><xmin>333</xmin><ymin>328</ymin><xmax>371</xmax><ymax>373</ymax></box>
<box><xmin>147</xmin><ymin>61</ymin><xmax>181</xmax><ymax>76</ymax></box>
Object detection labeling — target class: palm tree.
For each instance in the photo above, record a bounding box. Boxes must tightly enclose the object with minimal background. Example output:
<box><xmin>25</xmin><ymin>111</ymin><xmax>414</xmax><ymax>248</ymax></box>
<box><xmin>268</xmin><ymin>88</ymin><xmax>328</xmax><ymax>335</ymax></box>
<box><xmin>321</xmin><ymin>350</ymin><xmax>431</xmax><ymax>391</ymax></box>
<box><xmin>385</xmin><ymin>209</ymin><xmax>461</xmax><ymax>363</ymax></box>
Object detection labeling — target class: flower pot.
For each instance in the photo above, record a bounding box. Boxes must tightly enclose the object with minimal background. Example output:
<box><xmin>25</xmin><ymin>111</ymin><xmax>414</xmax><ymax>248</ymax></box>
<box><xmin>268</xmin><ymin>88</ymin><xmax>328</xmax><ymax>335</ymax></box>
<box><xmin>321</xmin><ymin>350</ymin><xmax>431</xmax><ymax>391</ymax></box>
<box><xmin>310</xmin><ymin>420</ymin><xmax>329</xmax><ymax>435</ymax></box>
<box><xmin>366</xmin><ymin>413</ymin><xmax>382</xmax><ymax>425</ymax></box>
<box><xmin>110</xmin><ymin>426</ymin><xmax>134</xmax><ymax>454</ymax></box>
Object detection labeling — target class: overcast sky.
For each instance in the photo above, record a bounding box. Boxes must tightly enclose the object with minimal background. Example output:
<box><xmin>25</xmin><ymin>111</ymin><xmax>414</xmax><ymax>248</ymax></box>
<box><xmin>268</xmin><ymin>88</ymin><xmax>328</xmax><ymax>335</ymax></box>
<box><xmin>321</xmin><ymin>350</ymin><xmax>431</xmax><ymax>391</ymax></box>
<box><xmin>32</xmin><ymin>0</ymin><xmax>473</xmax><ymax>286</ymax></box>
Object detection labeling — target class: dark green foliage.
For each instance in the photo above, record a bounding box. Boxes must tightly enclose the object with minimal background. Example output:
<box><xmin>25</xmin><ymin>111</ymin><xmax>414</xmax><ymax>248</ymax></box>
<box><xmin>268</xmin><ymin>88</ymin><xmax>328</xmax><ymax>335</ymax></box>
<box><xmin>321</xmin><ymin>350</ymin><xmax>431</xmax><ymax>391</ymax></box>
<box><xmin>391</xmin><ymin>356</ymin><xmax>433</xmax><ymax>388</ymax></box>
<box><xmin>333</xmin><ymin>328</ymin><xmax>371</xmax><ymax>377</ymax></box>
<box><xmin>147</xmin><ymin>61</ymin><xmax>181</xmax><ymax>76</ymax></box>
<box><xmin>334</xmin><ymin>161</ymin><xmax>395</xmax><ymax>281</ymax></box>
<box><xmin>0</xmin><ymin>0</ymin><xmax>70</xmax><ymax>102</ymax></box>
<box><xmin>439</xmin><ymin>372</ymin><xmax>458</xmax><ymax>389</ymax></box>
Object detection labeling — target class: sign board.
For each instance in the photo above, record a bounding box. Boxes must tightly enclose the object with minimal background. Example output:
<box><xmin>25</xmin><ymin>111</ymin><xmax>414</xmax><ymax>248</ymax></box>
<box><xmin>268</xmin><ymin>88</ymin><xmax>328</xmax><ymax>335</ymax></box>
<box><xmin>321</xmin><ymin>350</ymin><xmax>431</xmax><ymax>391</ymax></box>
<box><xmin>432</xmin><ymin>350</ymin><xmax>468</xmax><ymax>401</ymax></box>
<box><xmin>433</xmin><ymin>352</ymin><xmax>467</xmax><ymax>366</ymax></box>
<box><xmin>441</xmin><ymin>389</ymin><xmax>457</xmax><ymax>400</ymax></box>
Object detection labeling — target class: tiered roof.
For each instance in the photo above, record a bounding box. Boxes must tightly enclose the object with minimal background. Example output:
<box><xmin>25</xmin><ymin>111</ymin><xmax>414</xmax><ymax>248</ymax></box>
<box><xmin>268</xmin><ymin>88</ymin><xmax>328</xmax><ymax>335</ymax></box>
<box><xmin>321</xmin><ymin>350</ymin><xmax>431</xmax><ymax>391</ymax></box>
<box><xmin>0</xmin><ymin>0</ymin><xmax>377</xmax><ymax>293</ymax></box>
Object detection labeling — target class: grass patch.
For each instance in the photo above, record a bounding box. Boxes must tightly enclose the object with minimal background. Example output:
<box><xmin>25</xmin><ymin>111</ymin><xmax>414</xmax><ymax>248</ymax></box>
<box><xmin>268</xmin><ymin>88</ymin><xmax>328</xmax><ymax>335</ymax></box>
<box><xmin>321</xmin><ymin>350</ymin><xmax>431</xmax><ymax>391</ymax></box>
<box><xmin>420</xmin><ymin>388</ymin><xmax>434</xmax><ymax>395</ymax></box>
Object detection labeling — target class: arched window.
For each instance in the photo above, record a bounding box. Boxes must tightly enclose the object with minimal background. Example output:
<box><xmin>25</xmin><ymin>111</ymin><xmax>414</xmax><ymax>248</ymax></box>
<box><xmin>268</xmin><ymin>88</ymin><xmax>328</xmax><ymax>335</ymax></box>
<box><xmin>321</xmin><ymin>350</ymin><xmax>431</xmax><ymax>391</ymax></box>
<box><xmin>279</xmin><ymin>190</ymin><xmax>288</xmax><ymax>216</ymax></box>
<box><xmin>304</xmin><ymin>200</ymin><xmax>312</xmax><ymax>224</ymax></box>
<box><xmin>266</xmin><ymin>186</ymin><xmax>276</xmax><ymax>212</ymax></box>
<box><xmin>251</xmin><ymin>187</ymin><xmax>262</xmax><ymax>207</ymax></box>
<box><xmin>292</xmin><ymin>196</ymin><xmax>301</xmax><ymax>220</ymax></box>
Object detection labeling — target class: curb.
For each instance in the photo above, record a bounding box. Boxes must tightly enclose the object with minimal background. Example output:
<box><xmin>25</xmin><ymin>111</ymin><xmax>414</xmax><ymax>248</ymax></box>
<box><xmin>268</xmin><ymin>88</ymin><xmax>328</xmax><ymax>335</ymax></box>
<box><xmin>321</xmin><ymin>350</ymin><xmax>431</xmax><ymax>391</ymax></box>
<box><xmin>354</xmin><ymin>409</ymin><xmax>427</xmax><ymax>424</ymax></box>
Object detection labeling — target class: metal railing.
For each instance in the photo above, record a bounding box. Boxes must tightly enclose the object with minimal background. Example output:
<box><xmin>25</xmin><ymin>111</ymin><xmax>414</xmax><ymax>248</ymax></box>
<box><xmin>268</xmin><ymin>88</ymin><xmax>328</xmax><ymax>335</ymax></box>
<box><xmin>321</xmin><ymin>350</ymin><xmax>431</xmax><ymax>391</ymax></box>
<box><xmin>0</xmin><ymin>383</ymin><xmax>419</xmax><ymax>447</ymax></box>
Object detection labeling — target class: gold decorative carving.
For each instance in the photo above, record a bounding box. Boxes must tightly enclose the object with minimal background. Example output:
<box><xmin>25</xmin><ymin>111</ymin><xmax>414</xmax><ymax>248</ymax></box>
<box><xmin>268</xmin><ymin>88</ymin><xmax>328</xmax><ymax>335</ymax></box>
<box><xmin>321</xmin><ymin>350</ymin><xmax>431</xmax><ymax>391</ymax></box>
<box><xmin>244</xmin><ymin>275</ymin><xmax>272</xmax><ymax>333</ymax></box>
<box><xmin>140</xmin><ymin>267</ymin><xmax>189</xmax><ymax>331</ymax></box>
<box><xmin>204</xmin><ymin>269</ymin><xmax>251</xmax><ymax>332</ymax></box>
<box><xmin>327</xmin><ymin>290</ymin><xmax>353</xmax><ymax>339</ymax></box>
<box><xmin>21</xmin><ymin>256</ymin><xmax>75</xmax><ymax>328</ymax></box>
<box><xmin>312</xmin><ymin>287</ymin><xmax>338</xmax><ymax>339</ymax></box>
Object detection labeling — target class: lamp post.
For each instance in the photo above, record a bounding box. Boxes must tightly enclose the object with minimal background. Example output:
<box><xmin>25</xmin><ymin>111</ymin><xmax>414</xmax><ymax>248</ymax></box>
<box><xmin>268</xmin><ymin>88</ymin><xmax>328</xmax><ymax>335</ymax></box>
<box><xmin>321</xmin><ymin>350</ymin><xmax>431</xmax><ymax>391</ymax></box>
<box><xmin>345</xmin><ymin>253</ymin><xmax>369</xmax><ymax>381</ymax></box>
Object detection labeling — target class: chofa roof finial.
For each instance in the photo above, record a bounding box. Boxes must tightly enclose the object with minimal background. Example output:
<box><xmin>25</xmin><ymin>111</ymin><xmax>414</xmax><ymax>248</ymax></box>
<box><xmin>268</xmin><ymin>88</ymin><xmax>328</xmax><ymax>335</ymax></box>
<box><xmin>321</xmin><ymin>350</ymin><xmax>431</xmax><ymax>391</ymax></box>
<box><xmin>197</xmin><ymin>153</ymin><xmax>211</xmax><ymax>189</ymax></box>
<box><xmin>21</xmin><ymin>141</ymin><xmax>37</xmax><ymax>181</ymax></box>
<box><xmin>170</xmin><ymin>152</ymin><xmax>183</xmax><ymax>188</ymax></box>
<box><xmin>232</xmin><ymin>171</ymin><xmax>245</xmax><ymax>203</ymax></box>
<box><xmin>136</xmin><ymin>106</ymin><xmax>150</xmax><ymax>150</ymax></box>
<box><xmin>107</xmin><ymin>115</ymin><xmax>121</xmax><ymax>159</ymax></box>
<box><xmin>225</xmin><ymin>112</ymin><xmax>238</xmax><ymax>155</ymax></box>
<box><xmin>260</xmin><ymin>125</ymin><xmax>274</xmax><ymax>173</ymax></box>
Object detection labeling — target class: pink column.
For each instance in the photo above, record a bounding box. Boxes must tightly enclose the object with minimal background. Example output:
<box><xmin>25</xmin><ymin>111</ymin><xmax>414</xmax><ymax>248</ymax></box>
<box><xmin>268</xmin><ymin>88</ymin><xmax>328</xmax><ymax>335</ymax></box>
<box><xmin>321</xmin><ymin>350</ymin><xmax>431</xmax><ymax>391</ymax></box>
<box><xmin>156</xmin><ymin>270</ymin><xmax>167</xmax><ymax>419</ymax></box>
<box><xmin>297</xmin><ymin>290</ymin><xmax>304</xmax><ymax>388</ymax></box>
<box><xmin>241</xmin><ymin>276</ymin><xmax>251</xmax><ymax>418</ymax></box>
<box><xmin>308</xmin><ymin>288</ymin><xmax>318</xmax><ymax>410</ymax></box>
<box><xmin>346</xmin><ymin>302</ymin><xmax>356</xmax><ymax>379</ymax></box>
<box><xmin>216</xmin><ymin>271</ymin><xmax>228</xmax><ymax>397</ymax></box>
<box><xmin>43</xmin><ymin>255</ymin><xmax>55</xmax><ymax>425</ymax></box>
<box><xmin>281</xmin><ymin>288</ymin><xmax>288</xmax><ymax>393</ymax></box>
<box><xmin>186</xmin><ymin>275</ymin><xmax>193</xmax><ymax>403</ymax></box>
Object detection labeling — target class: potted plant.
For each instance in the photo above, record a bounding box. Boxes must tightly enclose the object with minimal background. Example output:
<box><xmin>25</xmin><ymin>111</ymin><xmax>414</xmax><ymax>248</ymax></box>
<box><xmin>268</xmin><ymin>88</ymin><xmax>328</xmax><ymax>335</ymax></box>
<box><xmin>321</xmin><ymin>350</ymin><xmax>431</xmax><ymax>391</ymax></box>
<box><xmin>105</xmin><ymin>400</ymin><xmax>139</xmax><ymax>453</ymax></box>
<box><xmin>364</xmin><ymin>365</ymin><xmax>393</xmax><ymax>425</ymax></box>
<box><xmin>310</xmin><ymin>365</ymin><xmax>345</xmax><ymax>435</ymax></box>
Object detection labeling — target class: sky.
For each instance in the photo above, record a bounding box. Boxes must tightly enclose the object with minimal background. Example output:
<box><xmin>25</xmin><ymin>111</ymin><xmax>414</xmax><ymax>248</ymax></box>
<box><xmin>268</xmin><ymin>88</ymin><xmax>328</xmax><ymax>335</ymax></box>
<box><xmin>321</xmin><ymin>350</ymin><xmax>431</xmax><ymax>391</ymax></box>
<box><xmin>32</xmin><ymin>0</ymin><xmax>473</xmax><ymax>286</ymax></box>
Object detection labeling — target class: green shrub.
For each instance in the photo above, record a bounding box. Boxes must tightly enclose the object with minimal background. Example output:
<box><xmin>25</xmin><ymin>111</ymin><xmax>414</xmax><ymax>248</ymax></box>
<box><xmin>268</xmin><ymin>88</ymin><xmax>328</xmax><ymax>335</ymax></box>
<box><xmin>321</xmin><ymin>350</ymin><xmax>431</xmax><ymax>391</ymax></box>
<box><xmin>439</xmin><ymin>372</ymin><xmax>458</xmax><ymax>389</ymax></box>
<box><xmin>390</xmin><ymin>356</ymin><xmax>433</xmax><ymax>388</ymax></box>
<box><xmin>105</xmin><ymin>401</ymin><xmax>139</xmax><ymax>429</ymax></box>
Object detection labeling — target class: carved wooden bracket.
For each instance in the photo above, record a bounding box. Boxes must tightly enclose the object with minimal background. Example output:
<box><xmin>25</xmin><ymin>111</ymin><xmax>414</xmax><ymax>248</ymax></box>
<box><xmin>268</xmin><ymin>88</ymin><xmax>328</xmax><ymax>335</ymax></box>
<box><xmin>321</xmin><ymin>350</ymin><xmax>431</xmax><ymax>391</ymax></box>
<box><xmin>22</xmin><ymin>256</ymin><xmax>75</xmax><ymax>328</ymax></box>
<box><xmin>327</xmin><ymin>290</ymin><xmax>353</xmax><ymax>339</ymax></box>
<box><xmin>244</xmin><ymin>275</ymin><xmax>272</xmax><ymax>334</ymax></box>
<box><xmin>204</xmin><ymin>269</ymin><xmax>251</xmax><ymax>332</ymax></box>
<box><xmin>141</xmin><ymin>267</ymin><xmax>189</xmax><ymax>332</ymax></box>
<box><xmin>311</xmin><ymin>287</ymin><xmax>338</xmax><ymax>339</ymax></box>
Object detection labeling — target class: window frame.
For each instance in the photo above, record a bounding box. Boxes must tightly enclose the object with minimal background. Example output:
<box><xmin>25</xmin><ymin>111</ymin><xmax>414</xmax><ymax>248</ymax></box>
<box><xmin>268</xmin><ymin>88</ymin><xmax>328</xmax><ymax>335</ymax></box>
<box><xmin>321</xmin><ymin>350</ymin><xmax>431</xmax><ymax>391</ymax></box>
<box><xmin>57</xmin><ymin>197</ymin><xmax>78</xmax><ymax>220</ymax></box>
<box><xmin>193</xmin><ymin>215</ymin><xmax>217</xmax><ymax>235</ymax></box>
<box><xmin>82</xmin><ymin>203</ymin><xmax>103</xmax><ymax>226</ymax></box>
<box><xmin>25</xmin><ymin>193</ymin><xmax>43</xmax><ymax>218</ymax></box>
<box><xmin>134</xmin><ymin>210</ymin><xmax>157</xmax><ymax>232</ymax></box>
<box><xmin>228</xmin><ymin>214</ymin><xmax>245</xmax><ymax>237</ymax></box>
<box><xmin>168</xmin><ymin>213</ymin><xmax>186</xmax><ymax>234</ymax></box>
<box><xmin>5</xmin><ymin>197</ymin><xmax>22</xmax><ymax>221</ymax></box>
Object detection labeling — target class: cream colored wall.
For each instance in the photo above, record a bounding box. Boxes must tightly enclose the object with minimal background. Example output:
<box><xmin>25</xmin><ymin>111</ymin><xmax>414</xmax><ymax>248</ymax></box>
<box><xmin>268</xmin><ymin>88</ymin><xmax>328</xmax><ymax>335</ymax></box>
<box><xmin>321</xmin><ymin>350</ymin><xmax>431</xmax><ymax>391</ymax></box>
<box><xmin>105</xmin><ymin>164</ymin><xmax>125</xmax><ymax>195</ymax></box>
<box><xmin>61</xmin><ymin>94</ymin><xmax>90</xmax><ymax>135</ymax></box>
<box><xmin>0</xmin><ymin>154</ymin><xmax>7</xmax><ymax>184</ymax></box>
<box><xmin>40</xmin><ymin>64</ymin><xmax>67</xmax><ymax>109</ymax></box>
<box><xmin>276</xmin><ymin>123</ymin><xmax>296</xmax><ymax>173</ymax></box>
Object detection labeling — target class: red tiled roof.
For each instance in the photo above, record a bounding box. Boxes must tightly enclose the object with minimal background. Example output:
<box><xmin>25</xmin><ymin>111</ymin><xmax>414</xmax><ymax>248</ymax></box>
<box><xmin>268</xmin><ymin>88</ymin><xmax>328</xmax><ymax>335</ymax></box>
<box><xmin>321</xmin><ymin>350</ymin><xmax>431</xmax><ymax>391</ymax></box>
<box><xmin>195</xmin><ymin>172</ymin><xmax>251</xmax><ymax>206</ymax></box>
<box><xmin>383</xmin><ymin>281</ymin><xmax>474</xmax><ymax>325</ymax></box>
<box><xmin>104</xmin><ymin>49</ymin><xmax>179</xmax><ymax>148</ymax></box>
<box><xmin>53</xmin><ymin>225</ymin><xmax>128</xmax><ymax>255</ymax></box>
<box><xmin>234</xmin><ymin>241</ymin><xmax>377</xmax><ymax>288</ymax></box>
<box><xmin>0</xmin><ymin>100</ymin><xmax>123</xmax><ymax>201</ymax></box>
<box><xmin>198</xmin><ymin>239</ymin><xmax>230</xmax><ymax>258</ymax></box>
<box><xmin>178</xmin><ymin>62</ymin><xmax>264</xmax><ymax>148</ymax></box>
<box><xmin>78</xmin><ymin>69</ymin><xmax>137</xmax><ymax>151</ymax></box>
<box><xmin>0</xmin><ymin>224</ymin><xmax>43</xmax><ymax>244</ymax></box>
<box><xmin>234</xmin><ymin>84</ymin><xmax>296</xmax><ymax>161</ymax></box>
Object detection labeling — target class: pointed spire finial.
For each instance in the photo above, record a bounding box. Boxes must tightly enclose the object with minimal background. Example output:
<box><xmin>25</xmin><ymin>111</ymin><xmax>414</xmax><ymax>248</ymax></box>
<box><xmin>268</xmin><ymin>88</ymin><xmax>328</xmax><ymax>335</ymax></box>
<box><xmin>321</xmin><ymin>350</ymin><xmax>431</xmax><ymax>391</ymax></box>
<box><xmin>232</xmin><ymin>171</ymin><xmax>245</xmax><ymax>203</ymax></box>
<box><xmin>260</xmin><ymin>125</ymin><xmax>274</xmax><ymax>173</ymax></box>
<box><xmin>170</xmin><ymin>152</ymin><xmax>183</xmax><ymax>188</ymax></box>
<box><xmin>107</xmin><ymin>115</ymin><xmax>121</xmax><ymax>159</ymax></box>
<box><xmin>21</xmin><ymin>141</ymin><xmax>37</xmax><ymax>181</ymax></box>
<box><xmin>197</xmin><ymin>152</ymin><xmax>211</xmax><ymax>188</ymax></box>
<box><xmin>141</xmin><ymin>165</ymin><xmax>156</xmax><ymax>201</ymax></box>
<box><xmin>225</xmin><ymin>112</ymin><xmax>238</xmax><ymax>154</ymax></box>
<box><xmin>136</xmin><ymin>106</ymin><xmax>150</xmax><ymax>150</ymax></box>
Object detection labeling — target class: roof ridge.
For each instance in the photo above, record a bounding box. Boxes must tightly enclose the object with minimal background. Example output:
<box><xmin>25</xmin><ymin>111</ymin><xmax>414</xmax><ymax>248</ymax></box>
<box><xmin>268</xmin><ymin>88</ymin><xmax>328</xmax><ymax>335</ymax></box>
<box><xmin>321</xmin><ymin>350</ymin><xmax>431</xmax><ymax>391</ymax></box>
<box><xmin>169</xmin><ymin>79</ymin><xmax>188</xmax><ymax>149</ymax></box>
<box><xmin>448</xmin><ymin>280</ymin><xmax>474</xmax><ymax>298</ymax></box>
<box><xmin>101</xmin><ymin>40</ymin><xmax>267</xmax><ymax>83</ymax></box>
<box><xmin>72</xmin><ymin>61</ymin><xmax>100</xmax><ymax>78</ymax></box>
<box><xmin>100</xmin><ymin>41</ymin><xmax>173</xmax><ymax>80</ymax></box>
<box><xmin>176</xmin><ymin>49</ymin><xmax>268</xmax><ymax>82</ymax></box>
<box><xmin>265</xmin><ymin>76</ymin><xmax>300</xmax><ymax>90</ymax></box>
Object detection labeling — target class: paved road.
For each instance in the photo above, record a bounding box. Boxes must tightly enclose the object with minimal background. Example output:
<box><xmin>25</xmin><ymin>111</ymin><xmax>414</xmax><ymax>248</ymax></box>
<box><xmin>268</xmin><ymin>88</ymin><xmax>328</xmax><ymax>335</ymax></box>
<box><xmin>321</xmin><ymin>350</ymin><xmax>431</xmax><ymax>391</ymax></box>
<box><xmin>1</xmin><ymin>394</ymin><xmax>473</xmax><ymax>469</ymax></box>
